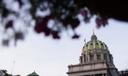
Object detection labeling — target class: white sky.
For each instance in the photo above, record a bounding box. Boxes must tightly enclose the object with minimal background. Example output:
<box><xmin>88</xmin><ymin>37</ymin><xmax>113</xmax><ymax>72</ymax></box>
<box><xmin>0</xmin><ymin>18</ymin><xmax>128</xmax><ymax>76</ymax></box>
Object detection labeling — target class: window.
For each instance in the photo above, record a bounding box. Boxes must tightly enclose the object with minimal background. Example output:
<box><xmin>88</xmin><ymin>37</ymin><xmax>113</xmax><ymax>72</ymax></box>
<box><xmin>104</xmin><ymin>53</ymin><xmax>107</xmax><ymax>60</ymax></box>
<box><xmin>101</xmin><ymin>43</ymin><xmax>104</xmax><ymax>48</ymax></box>
<box><xmin>90</xmin><ymin>54</ymin><xmax>94</xmax><ymax>61</ymax></box>
<box><xmin>97</xmin><ymin>54</ymin><xmax>101</xmax><ymax>60</ymax></box>
<box><xmin>95</xmin><ymin>42</ymin><xmax>99</xmax><ymax>48</ymax></box>
<box><xmin>84</xmin><ymin>55</ymin><xmax>86</xmax><ymax>62</ymax></box>
<box><xmin>90</xmin><ymin>43</ymin><xmax>93</xmax><ymax>49</ymax></box>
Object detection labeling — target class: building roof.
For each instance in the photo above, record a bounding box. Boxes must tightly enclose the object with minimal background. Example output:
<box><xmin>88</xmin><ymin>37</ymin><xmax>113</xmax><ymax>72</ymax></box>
<box><xmin>82</xmin><ymin>33</ymin><xmax>108</xmax><ymax>53</ymax></box>
<box><xmin>27</xmin><ymin>71</ymin><xmax>39</xmax><ymax>76</ymax></box>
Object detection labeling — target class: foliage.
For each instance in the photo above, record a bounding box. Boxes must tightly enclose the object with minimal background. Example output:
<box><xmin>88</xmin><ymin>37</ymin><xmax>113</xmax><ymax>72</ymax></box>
<box><xmin>0</xmin><ymin>70</ymin><xmax>20</xmax><ymax>76</ymax></box>
<box><xmin>0</xmin><ymin>0</ymin><xmax>127</xmax><ymax>46</ymax></box>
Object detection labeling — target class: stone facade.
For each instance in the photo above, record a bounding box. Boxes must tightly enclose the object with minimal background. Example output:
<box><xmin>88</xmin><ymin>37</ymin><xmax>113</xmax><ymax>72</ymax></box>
<box><xmin>67</xmin><ymin>33</ymin><xmax>119</xmax><ymax>76</ymax></box>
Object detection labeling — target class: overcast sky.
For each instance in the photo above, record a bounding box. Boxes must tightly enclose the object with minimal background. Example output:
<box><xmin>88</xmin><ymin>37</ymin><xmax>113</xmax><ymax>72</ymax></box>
<box><xmin>0</xmin><ymin>18</ymin><xmax>128</xmax><ymax>76</ymax></box>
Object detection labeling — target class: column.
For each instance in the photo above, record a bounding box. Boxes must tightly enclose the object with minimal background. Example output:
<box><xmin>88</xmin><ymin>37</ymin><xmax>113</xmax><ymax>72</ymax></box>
<box><xmin>101</xmin><ymin>53</ymin><xmax>104</xmax><ymax>61</ymax></box>
<box><xmin>84</xmin><ymin>54</ymin><xmax>86</xmax><ymax>63</ymax></box>
<box><xmin>82</xmin><ymin>55</ymin><xmax>85</xmax><ymax>63</ymax></box>
<box><xmin>94</xmin><ymin>53</ymin><xmax>97</xmax><ymax>61</ymax></box>
<box><xmin>87</xmin><ymin>54</ymin><xmax>90</xmax><ymax>62</ymax></box>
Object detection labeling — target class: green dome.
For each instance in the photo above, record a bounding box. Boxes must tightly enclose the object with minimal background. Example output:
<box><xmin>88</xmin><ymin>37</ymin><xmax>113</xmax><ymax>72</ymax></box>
<box><xmin>83</xmin><ymin>34</ymin><xmax>108</xmax><ymax>52</ymax></box>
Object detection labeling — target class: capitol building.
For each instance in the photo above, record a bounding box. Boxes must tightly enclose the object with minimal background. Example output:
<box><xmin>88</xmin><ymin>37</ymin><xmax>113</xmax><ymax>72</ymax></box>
<box><xmin>67</xmin><ymin>33</ymin><xmax>120</xmax><ymax>76</ymax></box>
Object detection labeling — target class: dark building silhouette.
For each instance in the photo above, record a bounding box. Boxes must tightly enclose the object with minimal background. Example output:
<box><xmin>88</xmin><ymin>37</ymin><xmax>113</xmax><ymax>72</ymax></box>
<box><xmin>119</xmin><ymin>70</ymin><xmax>128</xmax><ymax>76</ymax></box>
<box><xmin>27</xmin><ymin>71</ymin><xmax>39</xmax><ymax>76</ymax></box>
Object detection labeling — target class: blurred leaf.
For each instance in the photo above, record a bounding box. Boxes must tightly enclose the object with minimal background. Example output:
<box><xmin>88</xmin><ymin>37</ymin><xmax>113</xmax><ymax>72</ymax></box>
<box><xmin>51</xmin><ymin>31</ymin><xmax>60</xmax><ymax>39</ymax></box>
<box><xmin>2</xmin><ymin>39</ymin><xmax>9</xmax><ymax>46</ymax></box>
<box><xmin>1</xmin><ymin>7</ymin><xmax>10</xmax><ymax>18</ymax></box>
<box><xmin>15</xmin><ymin>0</ymin><xmax>23</xmax><ymax>8</ymax></box>
<box><xmin>72</xmin><ymin>34</ymin><xmax>80</xmax><ymax>39</ymax></box>
<box><xmin>5</xmin><ymin>20</ymin><xmax>13</xmax><ymax>29</ymax></box>
<box><xmin>70</xmin><ymin>18</ymin><xmax>80</xmax><ymax>29</ymax></box>
<box><xmin>14</xmin><ymin>32</ymin><xmax>24</xmax><ymax>41</ymax></box>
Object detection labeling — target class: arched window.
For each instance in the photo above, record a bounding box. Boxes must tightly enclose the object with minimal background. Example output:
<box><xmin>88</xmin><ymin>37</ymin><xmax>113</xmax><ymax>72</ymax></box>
<box><xmin>95</xmin><ymin>42</ymin><xmax>99</xmax><ymax>48</ymax></box>
<box><xmin>101</xmin><ymin>43</ymin><xmax>104</xmax><ymax>49</ymax></box>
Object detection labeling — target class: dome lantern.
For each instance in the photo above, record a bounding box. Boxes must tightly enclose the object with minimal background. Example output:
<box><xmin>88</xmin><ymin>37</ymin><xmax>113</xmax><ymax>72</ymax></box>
<box><xmin>91</xmin><ymin>32</ymin><xmax>97</xmax><ymax>41</ymax></box>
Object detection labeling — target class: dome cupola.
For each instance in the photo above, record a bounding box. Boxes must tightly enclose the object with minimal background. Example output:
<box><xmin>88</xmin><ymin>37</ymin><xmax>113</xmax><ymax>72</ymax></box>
<box><xmin>82</xmin><ymin>33</ymin><xmax>108</xmax><ymax>53</ymax></box>
<box><xmin>91</xmin><ymin>33</ymin><xmax>97</xmax><ymax>41</ymax></box>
